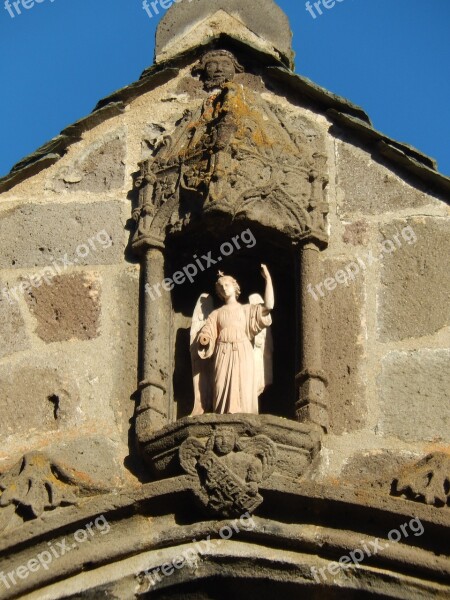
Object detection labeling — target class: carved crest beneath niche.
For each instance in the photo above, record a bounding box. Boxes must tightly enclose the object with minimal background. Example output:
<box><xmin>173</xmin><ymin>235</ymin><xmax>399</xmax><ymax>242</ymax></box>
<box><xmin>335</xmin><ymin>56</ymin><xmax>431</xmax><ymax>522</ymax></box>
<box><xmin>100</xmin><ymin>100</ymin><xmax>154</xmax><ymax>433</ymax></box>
<box><xmin>132</xmin><ymin>49</ymin><xmax>329</xmax><ymax>250</ymax></box>
<box><xmin>180</xmin><ymin>426</ymin><xmax>276</xmax><ymax>517</ymax></box>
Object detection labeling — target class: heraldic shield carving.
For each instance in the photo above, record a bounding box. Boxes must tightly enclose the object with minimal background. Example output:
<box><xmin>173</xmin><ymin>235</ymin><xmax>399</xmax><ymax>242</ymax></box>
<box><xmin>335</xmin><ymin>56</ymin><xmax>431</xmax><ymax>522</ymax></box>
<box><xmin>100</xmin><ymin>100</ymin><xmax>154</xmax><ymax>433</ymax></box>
<box><xmin>179</xmin><ymin>427</ymin><xmax>277</xmax><ymax>517</ymax></box>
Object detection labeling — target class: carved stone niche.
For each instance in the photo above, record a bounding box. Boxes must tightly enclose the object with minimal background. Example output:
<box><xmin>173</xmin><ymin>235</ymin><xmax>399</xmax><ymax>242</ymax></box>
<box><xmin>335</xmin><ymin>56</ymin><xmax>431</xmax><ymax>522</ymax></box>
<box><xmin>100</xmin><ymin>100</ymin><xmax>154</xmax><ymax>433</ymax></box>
<box><xmin>141</xmin><ymin>414</ymin><xmax>321</xmax><ymax>516</ymax></box>
<box><xmin>130</xmin><ymin>48</ymin><xmax>330</xmax><ymax>481</ymax></box>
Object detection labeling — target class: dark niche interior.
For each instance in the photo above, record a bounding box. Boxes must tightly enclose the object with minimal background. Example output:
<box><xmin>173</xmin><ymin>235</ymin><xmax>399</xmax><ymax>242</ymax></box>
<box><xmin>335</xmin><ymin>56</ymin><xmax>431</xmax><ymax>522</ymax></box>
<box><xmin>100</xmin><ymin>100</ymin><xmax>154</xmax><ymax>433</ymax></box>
<box><xmin>165</xmin><ymin>222</ymin><xmax>298</xmax><ymax>421</ymax></box>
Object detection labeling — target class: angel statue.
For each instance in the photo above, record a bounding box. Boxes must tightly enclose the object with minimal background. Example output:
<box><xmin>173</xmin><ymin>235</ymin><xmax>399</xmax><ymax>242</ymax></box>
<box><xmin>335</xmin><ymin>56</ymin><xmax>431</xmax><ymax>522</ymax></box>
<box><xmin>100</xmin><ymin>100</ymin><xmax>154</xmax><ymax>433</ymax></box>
<box><xmin>190</xmin><ymin>265</ymin><xmax>274</xmax><ymax>416</ymax></box>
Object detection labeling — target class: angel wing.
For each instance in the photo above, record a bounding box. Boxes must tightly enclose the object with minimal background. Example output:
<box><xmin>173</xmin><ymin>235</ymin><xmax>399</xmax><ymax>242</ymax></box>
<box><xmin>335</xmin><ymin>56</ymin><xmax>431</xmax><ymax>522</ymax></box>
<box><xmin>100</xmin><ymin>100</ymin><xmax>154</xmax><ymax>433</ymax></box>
<box><xmin>249</xmin><ymin>294</ymin><xmax>273</xmax><ymax>396</ymax></box>
<box><xmin>190</xmin><ymin>293</ymin><xmax>215</xmax><ymax>416</ymax></box>
<box><xmin>179</xmin><ymin>437</ymin><xmax>205</xmax><ymax>476</ymax></box>
<box><xmin>241</xmin><ymin>435</ymin><xmax>277</xmax><ymax>480</ymax></box>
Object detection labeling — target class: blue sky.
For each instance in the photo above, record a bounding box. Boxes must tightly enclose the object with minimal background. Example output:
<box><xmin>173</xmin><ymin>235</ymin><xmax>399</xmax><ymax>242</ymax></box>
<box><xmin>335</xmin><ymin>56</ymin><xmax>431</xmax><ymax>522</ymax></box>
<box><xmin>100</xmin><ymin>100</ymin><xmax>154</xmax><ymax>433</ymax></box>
<box><xmin>0</xmin><ymin>0</ymin><xmax>449</xmax><ymax>178</ymax></box>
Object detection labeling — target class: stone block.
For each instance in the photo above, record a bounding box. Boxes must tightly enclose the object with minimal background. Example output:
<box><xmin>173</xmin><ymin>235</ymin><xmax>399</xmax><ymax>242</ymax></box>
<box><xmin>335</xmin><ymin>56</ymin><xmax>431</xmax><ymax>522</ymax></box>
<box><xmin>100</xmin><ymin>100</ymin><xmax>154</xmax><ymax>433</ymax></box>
<box><xmin>342</xmin><ymin>220</ymin><xmax>369</xmax><ymax>246</ymax></box>
<box><xmin>378</xmin><ymin>350</ymin><xmax>450</xmax><ymax>442</ymax></box>
<box><xmin>0</xmin><ymin>280</ymin><xmax>29</xmax><ymax>359</ymax></box>
<box><xmin>0</xmin><ymin>201</ymin><xmax>125</xmax><ymax>270</ymax></box>
<box><xmin>0</xmin><ymin>363</ymin><xmax>80</xmax><ymax>440</ymax></box>
<box><xmin>47</xmin><ymin>436</ymin><xmax>126</xmax><ymax>488</ymax></box>
<box><xmin>108</xmin><ymin>268</ymin><xmax>140</xmax><ymax>446</ymax></box>
<box><xmin>156</xmin><ymin>0</ymin><xmax>293</xmax><ymax>65</ymax></box>
<box><xmin>340</xmin><ymin>450</ymin><xmax>419</xmax><ymax>493</ymax></box>
<box><xmin>24</xmin><ymin>272</ymin><xmax>101</xmax><ymax>343</ymax></box>
<box><xmin>336</xmin><ymin>142</ymin><xmax>442</xmax><ymax>216</ymax></box>
<box><xmin>48</xmin><ymin>129</ymin><xmax>126</xmax><ymax>193</ymax></box>
<box><xmin>378</xmin><ymin>218</ymin><xmax>450</xmax><ymax>342</ymax></box>
<box><xmin>321</xmin><ymin>258</ymin><xmax>366</xmax><ymax>434</ymax></box>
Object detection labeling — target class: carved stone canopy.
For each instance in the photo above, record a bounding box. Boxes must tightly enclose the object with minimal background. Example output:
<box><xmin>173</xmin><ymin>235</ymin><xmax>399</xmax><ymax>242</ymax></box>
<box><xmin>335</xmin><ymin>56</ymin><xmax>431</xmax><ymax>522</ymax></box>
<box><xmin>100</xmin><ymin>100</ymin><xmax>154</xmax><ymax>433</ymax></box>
<box><xmin>132</xmin><ymin>49</ymin><xmax>329</xmax><ymax>252</ymax></box>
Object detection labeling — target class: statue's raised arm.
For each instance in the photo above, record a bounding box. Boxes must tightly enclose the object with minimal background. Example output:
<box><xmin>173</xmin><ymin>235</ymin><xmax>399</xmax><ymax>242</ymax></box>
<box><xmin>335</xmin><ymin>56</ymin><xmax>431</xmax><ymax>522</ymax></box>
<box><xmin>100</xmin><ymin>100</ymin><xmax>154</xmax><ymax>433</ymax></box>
<box><xmin>261</xmin><ymin>263</ymin><xmax>275</xmax><ymax>312</ymax></box>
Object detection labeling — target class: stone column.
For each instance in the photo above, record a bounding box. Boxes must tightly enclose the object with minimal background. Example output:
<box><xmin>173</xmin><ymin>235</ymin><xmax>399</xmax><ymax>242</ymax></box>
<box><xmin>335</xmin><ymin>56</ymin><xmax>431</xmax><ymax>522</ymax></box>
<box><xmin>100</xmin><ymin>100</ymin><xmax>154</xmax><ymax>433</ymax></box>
<box><xmin>296</xmin><ymin>242</ymin><xmax>328</xmax><ymax>431</ymax></box>
<box><xmin>135</xmin><ymin>245</ymin><xmax>172</xmax><ymax>440</ymax></box>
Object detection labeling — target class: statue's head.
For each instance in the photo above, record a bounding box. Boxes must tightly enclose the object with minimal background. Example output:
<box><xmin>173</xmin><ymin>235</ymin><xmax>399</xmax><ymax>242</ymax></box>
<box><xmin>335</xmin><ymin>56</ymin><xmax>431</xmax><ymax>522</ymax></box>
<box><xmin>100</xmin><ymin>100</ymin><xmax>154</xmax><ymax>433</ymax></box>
<box><xmin>193</xmin><ymin>50</ymin><xmax>243</xmax><ymax>90</ymax></box>
<box><xmin>215</xmin><ymin>272</ymin><xmax>241</xmax><ymax>302</ymax></box>
<box><xmin>213</xmin><ymin>427</ymin><xmax>238</xmax><ymax>455</ymax></box>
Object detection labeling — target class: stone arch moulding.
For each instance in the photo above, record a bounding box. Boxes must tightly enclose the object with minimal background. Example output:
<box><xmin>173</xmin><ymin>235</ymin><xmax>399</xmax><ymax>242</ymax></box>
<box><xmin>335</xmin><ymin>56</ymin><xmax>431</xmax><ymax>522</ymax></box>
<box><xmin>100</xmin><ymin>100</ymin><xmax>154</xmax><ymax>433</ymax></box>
<box><xmin>130</xmin><ymin>47</ymin><xmax>330</xmax><ymax>496</ymax></box>
<box><xmin>3</xmin><ymin>478</ymin><xmax>449</xmax><ymax>599</ymax></box>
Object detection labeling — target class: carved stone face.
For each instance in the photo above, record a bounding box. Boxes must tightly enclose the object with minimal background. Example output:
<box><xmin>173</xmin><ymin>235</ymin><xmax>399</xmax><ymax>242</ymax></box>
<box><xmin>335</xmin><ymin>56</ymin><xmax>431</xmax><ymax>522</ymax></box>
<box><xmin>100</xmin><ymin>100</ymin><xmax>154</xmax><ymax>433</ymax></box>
<box><xmin>216</xmin><ymin>276</ymin><xmax>240</xmax><ymax>302</ymax></box>
<box><xmin>204</xmin><ymin>56</ymin><xmax>236</xmax><ymax>89</ymax></box>
<box><xmin>218</xmin><ymin>278</ymin><xmax>235</xmax><ymax>300</ymax></box>
<box><xmin>214</xmin><ymin>429</ymin><xmax>236</xmax><ymax>455</ymax></box>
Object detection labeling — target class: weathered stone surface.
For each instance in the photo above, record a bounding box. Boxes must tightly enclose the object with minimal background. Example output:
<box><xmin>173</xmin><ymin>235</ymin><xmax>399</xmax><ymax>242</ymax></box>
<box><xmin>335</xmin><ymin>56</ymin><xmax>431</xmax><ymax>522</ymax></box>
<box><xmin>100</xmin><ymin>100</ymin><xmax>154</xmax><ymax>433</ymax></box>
<box><xmin>0</xmin><ymin>363</ymin><xmax>80</xmax><ymax>440</ymax></box>
<box><xmin>341</xmin><ymin>450</ymin><xmax>419</xmax><ymax>494</ymax></box>
<box><xmin>24</xmin><ymin>272</ymin><xmax>101</xmax><ymax>343</ymax></box>
<box><xmin>0</xmin><ymin>201</ymin><xmax>125</xmax><ymax>270</ymax></box>
<box><xmin>321</xmin><ymin>258</ymin><xmax>366</xmax><ymax>434</ymax></box>
<box><xmin>156</xmin><ymin>0</ymin><xmax>293</xmax><ymax>65</ymax></box>
<box><xmin>336</xmin><ymin>142</ymin><xmax>442</xmax><ymax>216</ymax></box>
<box><xmin>342</xmin><ymin>220</ymin><xmax>369</xmax><ymax>246</ymax></box>
<box><xmin>378</xmin><ymin>350</ymin><xmax>450</xmax><ymax>442</ymax></box>
<box><xmin>378</xmin><ymin>218</ymin><xmax>450</xmax><ymax>342</ymax></box>
<box><xmin>0</xmin><ymin>9</ymin><xmax>449</xmax><ymax>598</ymax></box>
<box><xmin>109</xmin><ymin>268</ymin><xmax>140</xmax><ymax>447</ymax></box>
<box><xmin>0</xmin><ymin>281</ymin><xmax>29</xmax><ymax>359</ymax></box>
<box><xmin>175</xmin><ymin>71</ymin><xmax>269</xmax><ymax>100</ymax></box>
<box><xmin>47</xmin><ymin>436</ymin><xmax>126</xmax><ymax>489</ymax></box>
<box><xmin>48</xmin><ymin>129</ymin><xmax>125</xmax><ymax>193</ymax></box>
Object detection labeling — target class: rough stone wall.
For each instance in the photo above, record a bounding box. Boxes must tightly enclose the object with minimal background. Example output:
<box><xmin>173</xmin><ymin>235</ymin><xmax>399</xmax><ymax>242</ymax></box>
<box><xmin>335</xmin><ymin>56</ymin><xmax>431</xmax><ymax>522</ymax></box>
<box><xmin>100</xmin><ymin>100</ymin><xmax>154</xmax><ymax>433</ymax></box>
<box><xmin>0</xmin><ymin>61</ymin><xmax>448</xmax><ymax>492</ymax></box>
<box><xmin>0</xmin><ymin>102</ymin><xmax>139</xmax><ymax>486</ymax></box>
<box><xmin>319</xmin><ymin>134</ymin><xmax>450</xmax><ymax>484</ymax></box>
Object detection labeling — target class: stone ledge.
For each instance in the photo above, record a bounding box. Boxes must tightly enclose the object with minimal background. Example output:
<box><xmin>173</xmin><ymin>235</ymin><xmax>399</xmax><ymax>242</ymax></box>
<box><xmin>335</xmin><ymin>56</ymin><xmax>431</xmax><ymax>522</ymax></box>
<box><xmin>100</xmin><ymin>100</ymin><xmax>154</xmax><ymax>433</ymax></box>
<box><xmin>138</xmin><ymin>414</ymin><xmax>323</xmax><ymax>481</ymax></box>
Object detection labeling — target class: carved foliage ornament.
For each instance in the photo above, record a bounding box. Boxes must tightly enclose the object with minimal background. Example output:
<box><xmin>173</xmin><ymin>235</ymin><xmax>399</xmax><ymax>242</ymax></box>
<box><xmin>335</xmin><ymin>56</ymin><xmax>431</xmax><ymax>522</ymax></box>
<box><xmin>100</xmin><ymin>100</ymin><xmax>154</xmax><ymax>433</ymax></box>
<box><xmin>392</xmin><ymin>453</ymin><xmax>450</xmax><ymax>508</ymax></box>
<box><xmin>180</xmin><ymin>427</ymin><xmax>277</xmax><ymax>517</ymax></box>
<box><xmin>132</xmin><ymin>49</ymin><xmax>329</xmax><ymax>248</ymax></box>
<box><xmin>0</xmin><ymin>452</ymin><xmax>104</xmax><ymax>533</ymax></box>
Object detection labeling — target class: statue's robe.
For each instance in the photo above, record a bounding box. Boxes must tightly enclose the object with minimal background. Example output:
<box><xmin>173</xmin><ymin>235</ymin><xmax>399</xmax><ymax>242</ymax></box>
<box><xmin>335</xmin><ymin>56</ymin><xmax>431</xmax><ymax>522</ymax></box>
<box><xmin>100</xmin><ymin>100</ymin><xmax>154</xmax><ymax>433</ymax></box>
<box><xmin>199</xmin><ymin>303</ymin><xmax>271</xmax><ymax>414</ymax></box>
